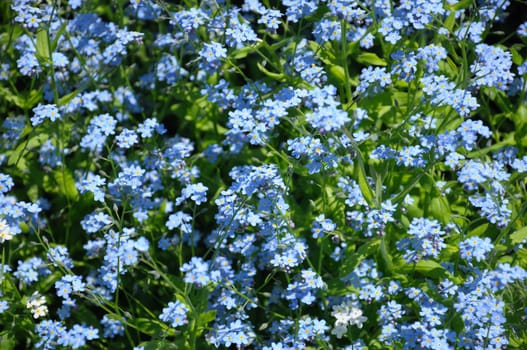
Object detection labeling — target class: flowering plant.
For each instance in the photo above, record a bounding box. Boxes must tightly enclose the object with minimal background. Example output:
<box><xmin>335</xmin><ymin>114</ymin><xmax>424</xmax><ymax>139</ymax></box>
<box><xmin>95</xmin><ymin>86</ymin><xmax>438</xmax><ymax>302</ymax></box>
<box><xmin>1</xmin><ymin>0</ymin><xmax>527</xmax><ymax>349</ymax></box>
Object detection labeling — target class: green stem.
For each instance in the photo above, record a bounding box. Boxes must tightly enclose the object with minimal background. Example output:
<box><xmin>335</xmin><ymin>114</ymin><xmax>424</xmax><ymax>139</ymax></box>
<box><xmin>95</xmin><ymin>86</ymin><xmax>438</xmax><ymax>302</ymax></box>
<box><xmin>340</xmin><ymin>20</ymin><xmax>352</xmax><ymax>104</ymax></box>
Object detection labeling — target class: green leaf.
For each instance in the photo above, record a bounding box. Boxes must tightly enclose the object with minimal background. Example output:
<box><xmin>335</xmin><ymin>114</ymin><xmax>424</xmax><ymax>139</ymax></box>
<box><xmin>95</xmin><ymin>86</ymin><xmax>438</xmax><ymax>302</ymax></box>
<box><xmin>53</xmin><ymin>169</ymin><xmax>79</xmax><ymax>201</ymax></box>
<box><xmin>400</xmin><ymin>260</ymin><xmax>450</xmax><ymax>280</ymax></box>
<box><xmin>7</xmin><ymin>133</ymin><xmax>48</xmax><ymax>168</ymax></box>
<box><xmin>355</xmin><ymin>52</ymin><xmax>387</xmax><ymax>66</ymax></box>
<box><xmin>497</xmin><ymin>255</ymin><xmax>513</xmax><ymax>264</ymax></box>
<box><xmin>517</xmin><ymin>248</ymin><xmax>527</xmax><ymax>266</ymax></box>
<box><xmin>414</xmin><ymin>260</ymin><xmax>450</xmax><ymax>279</ymax></box>
<box><xmin>378</xmin><ymin>237</ymin><xmax>394</xmax><ymax>275</ymax></box>
<box><xmin>339</xmin><ymin>238</ymin><xmax>380</xmax><ymax>278</ymax></box>
<box><xmin>449</xmin><ymin>313</ymin><xmax>466</xmax><ymax>334</ymax></box>
<box><xmin>511</xmin><ymin>47</ymin><xmax>524</xmax><ymax>66</ymax></box>
<box><xmin>0</xmin><ymin>86</ymin><xmax>24</xmax><ymax>108</ymax></box>
<box><xmin>131</xmin><ymin>318</ymin><xmax>170</xmax><ymax>336</ymax></box>
<box><xmin>429</xmin><ymin>197</ymin><xmax>451</xmax><ymax>224</ymax></box>
<box><xmin>467</xmin><ymin>134</ymin><xmax>515</xmax><ymax>158</ymax></box>
<box><xmin>514</xmin><ymin>104</ymin><xmax>527</xmax><ymax>130</ymax></box>
<box><xmin>23</xmin><ymin>89</ymin><xmax>42</xmax><ymax>109</ymax></box>
<box><xmin>138</xmin><ymin>340</ymin><xmax>180</xmax><ymax>350</ymax></box>
<box><xmin>328</xmin><ymin>64</ymin><xmax>345</xmax><ymax>83</ymax></box>
<box><xmin>256</xmin><ymin>62</ymin><xmax>285</xmax><ymax>81</ymax></box>
<box><xmin>231</xmin><ymin>42</ymin><xmax>261</xmax><ymax>60</ymax></box>
<box><xmin>391</xmin><ymin>91</ymin><xmax>411</xmax><ymax>109</ymax></box>
<box><xmin>511</xmin><ymin>227</ymin><xmax>527</xmax><ymax>245</ymax></box>
<box><xmin>328</xmin><ymin>64</ymin><xmax>358</xmax><ymax>87</ymax></box>
<box><xmin>443</xmin><ymin>10</ymin><xmax>456</xmax><ymax>32</ymax></box>
<box><xmin>51</xmin><ymin>22</ymin><xmax>68</xmax><ymax>52</ymax></box>
<box><xmin>0</xmin><ymin>87</ymin><xmax>41</xmax><ymax>110</ymax></box>
<box><xmin>267</xmin><ymin>37</ymin><xmax>291</xmax><ymax>53</ymax></box>
<box><xmin>354</xmin><ymin>156</ymin><xmax>375</xmax><ymax>206</ymax></box>
<box><xmin>468</xmin><ymin>223</ymin><xmax>489</xmax><ymax>237</ymax></box>
<box><xmin>446</xmin><ymin>0</ymin><xmax>472</xmax><ymax>11</ymax></box>
<box><xmin>58</xmin><ymin>90</ymin><xmax>80</xmax><ymax>107</ymax></box>
<box><xmin>0</xmin><ymin>334</ymin><xmax>16</xmax><ymax>350</ymax></box>
<box><xmin>38</xmin><ymin>271</ymin><xmax>62</xmax><ymax>292</ymax></box>
<box><xmin>36</xmin><ymin>29</ymin><xmax>51</xmax><ymax>62</ymax></box>
<box><xmin>443</xmin><ymin>57</ymin><xmax>458</xmax><ymax>76</ymax></box>
<box><xmin>197</xmin><ymin>310</ymin><xmax>216</xmax><ymax>328</ymax></box>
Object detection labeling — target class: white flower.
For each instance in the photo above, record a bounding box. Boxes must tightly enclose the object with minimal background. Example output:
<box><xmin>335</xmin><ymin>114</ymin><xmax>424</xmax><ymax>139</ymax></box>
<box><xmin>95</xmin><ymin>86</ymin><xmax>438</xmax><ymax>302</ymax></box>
<box><xmin>331</xmin><ymin>323</ymin><xmax>348</xmax><ymax>339</ymax></box>
<box><xmin>348</xmin><ymin>307</ymin><xmax>368</xmax><ymax>328</ymax></box>
<box><xmin>331</xmin><ymin>301</ymin><xmax>368</xmax><ymax>338</ymax></box>
<box><xmin>26</xmin><ymin>292</ymin><xmax>48</xmax><ymax>319</ymax></box>
<box><xmin>32</xmin><ymin>305</ymin><xmax>49</xmax><ymax>319</ymax></box>
<box><xmin>0</xmin><ymin>219</ymin><xmax>13</xmax><ymax>243</ymax></box>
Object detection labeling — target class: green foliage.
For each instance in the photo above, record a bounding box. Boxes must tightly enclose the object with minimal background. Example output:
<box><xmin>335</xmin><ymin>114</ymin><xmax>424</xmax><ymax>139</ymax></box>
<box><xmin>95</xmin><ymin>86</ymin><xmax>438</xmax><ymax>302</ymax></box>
<box><xmin>1</xmin><ymin>0</ymin><xmax>527</xmax><ymax>349</ymax></box>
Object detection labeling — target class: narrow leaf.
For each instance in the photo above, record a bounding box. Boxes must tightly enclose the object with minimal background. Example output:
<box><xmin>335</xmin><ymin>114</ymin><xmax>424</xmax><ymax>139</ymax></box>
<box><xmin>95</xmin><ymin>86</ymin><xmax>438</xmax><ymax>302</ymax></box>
<box><xmin>36</xmin><ymin>29</ymin><xmax>51</xmax><ymax>62</ymax></box>
<box><xmin>256</xmin><ymin>61</ymin><xmax>285</xmax><ymax>80</ymax></box>
<box><xmin>356</xmin><ymin>52</ymin><xmax>387</xmax><ymax>66</ymax></box>
<box><xmin>53</xmin><ymin>169</ymin><xmax>79</xmax><ymax>201</ymax></box>
<box><xmin>511</xmin><ymin>227</ymin><xmax>527</xmax><ymax>245</ymax></box>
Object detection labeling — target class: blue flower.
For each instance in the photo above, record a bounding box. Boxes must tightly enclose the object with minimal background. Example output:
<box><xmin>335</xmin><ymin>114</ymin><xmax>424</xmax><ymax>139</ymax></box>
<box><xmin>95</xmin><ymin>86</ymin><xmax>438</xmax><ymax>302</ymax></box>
<box><xmin>207</xmin><ymin>318</ymin><xmax>256</xmax><ymax>347</ymax></box>
<box><xmin>31</xmin><ymin>104</ymin><xmax>61</xmax><ymax>126</ymax></box>
<box><xmin>47</xmin><ymin>246</ymin><xmax>74</xmax><ymax>268</ymax></box>
<box><xmin>13</xmin><ymin>5</ymin><xmax>43</xmax><ymax>30</ymax></box>
<box><xmin>285</xmin><ymin>269</ymin><xmax>325</xmax><ymax>309</ymax></box>
<box><xmin>159</xmin><ymin>300</ymin><xmax>189</xmax><ymax>328</ymax></box>
<box><xmin>0</xmin><ymin>300</ymin><xmax>9</xmax><ymax>313</ymax></box>
<box><xmin>116</xmin><ymin>128</ymin><xmax>139</xmax><ymax>149</ymax></box>
<box><xmin>225</xmin><ymin>11</ymin><xmax>257</xmax><ymax>49</ymax></box>
<box><xmin>181</xmin><ymin>257</ymin><xmax>211</xmax><ymax>286</ymax></box>
<box><xmin>357</xmin><ymin>67</ymin><xmax>392</xmax><ymax>95</ymax></box>
<box><xmin>311</xmin><ymin>214</ymin><xmax>336</xmax><ymax>239</ymax></box>
<box><xmin>14</xmin><ymin>257</ymin><xmax>51</xmax><ymax>285</ymax></box>
<box><xmin>459</xmin><ymin>236</ymin><xmax>494</xmax><ymax>262</ymax></box>
<box><xmin>81</xmin><ymin>211</ymin><xmax>113</xmax><ymax>234</ymax></box>
<box><xmin>297</xmin><ymin>317</ymin><xmax>328</xmax><ymax>341</ymax></box>
<box><xmin>171</xmin><ymin>7</ymin><xmax>209</xmax><ymax>33</ymax></box>
<box><xmin>313</xmin><ymin>19</ymin><xmax>341</xmax><ymax>43</ymax></box>
<box><xmin>471</xmin><ymin>44</ymin><xmax>514</xmax><ymax>91</ymax></box>
<box><xmin>137</xmin><ymin>118</ymin><xmax>166</xmax><ymax>138</ymax></box>
<box><xmin>16</xmin><ymin>52</ymin><xmax>40</xmax><ymax>76</ymax></box>
<box><xmin>77</xmin><ymin>173</ymin><xmax>106</xmax><ymax>202</ymax></box>
<box><xmin>0</xmin><ymin>173</ymin><xmax>14</xmax><ymax>193</ymax></box>
<box><xmin>378</xmin><ymin>16</ymin><xmax>403</xmax><ymax>44</ymax></box>
<box><xmin>282</xmin><ymin>0</ymin><xmax>319</xmax><ymax>22</ymax></box>
<box><xmin>166</xmin><ymin>211</ymin><xmax>192</xmax><ymax>231</ymax></box>
<box><xmin>397</xmin><ymin>218</ymin><xmax>446</xmax><ymax>261</ymax></box>
<box><xmin>199</xmin><ymin>42</ymin><xmax>226</xmax><ymax>72</ymax></box>
<box><xmin>176</xmin><ymin>182</ymin><xmax>208</xmax><ymax>206</ymax></box>
<box><xmin>257</xmin><ymin>9</ymin><xmax>282</xmax><ymax>32</ymax></box>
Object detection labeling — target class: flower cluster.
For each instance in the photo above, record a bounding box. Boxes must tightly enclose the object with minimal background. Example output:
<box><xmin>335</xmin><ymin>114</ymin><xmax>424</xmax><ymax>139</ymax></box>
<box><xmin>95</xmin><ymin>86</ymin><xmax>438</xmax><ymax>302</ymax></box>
<box><xmin>1</xmin><ymin>0</ymin><xmax>527</xmax><ymax>349</ymax></box>
<box><xmin>397</xmin><ymin>218</ymin><xmax>447</xmax><ymax>262</ymax></box>
<box><xmin>331</xmin><ymin>301</ymin><xmax>368</xmax><ymax>338</ymax></box>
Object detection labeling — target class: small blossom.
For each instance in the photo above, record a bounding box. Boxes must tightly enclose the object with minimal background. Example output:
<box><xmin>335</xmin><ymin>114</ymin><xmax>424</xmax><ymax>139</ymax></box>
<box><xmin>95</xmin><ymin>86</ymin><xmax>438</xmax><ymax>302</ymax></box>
<box><xmin>0</xmin><ymin>219</ymin><xmax>13</xmax><ymax>243</ymax></box>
